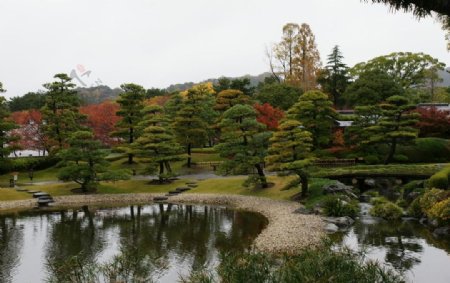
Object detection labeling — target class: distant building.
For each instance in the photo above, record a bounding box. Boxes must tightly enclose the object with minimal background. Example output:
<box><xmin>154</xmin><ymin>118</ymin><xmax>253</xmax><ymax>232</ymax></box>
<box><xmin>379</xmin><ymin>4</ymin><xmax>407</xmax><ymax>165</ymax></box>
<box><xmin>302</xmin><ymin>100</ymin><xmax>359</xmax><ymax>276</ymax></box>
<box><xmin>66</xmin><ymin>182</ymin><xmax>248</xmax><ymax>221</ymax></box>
<box><xmin>417</xmin><ymin>103</ymin><xmax>450</xmax><ymax>112</ymax></box>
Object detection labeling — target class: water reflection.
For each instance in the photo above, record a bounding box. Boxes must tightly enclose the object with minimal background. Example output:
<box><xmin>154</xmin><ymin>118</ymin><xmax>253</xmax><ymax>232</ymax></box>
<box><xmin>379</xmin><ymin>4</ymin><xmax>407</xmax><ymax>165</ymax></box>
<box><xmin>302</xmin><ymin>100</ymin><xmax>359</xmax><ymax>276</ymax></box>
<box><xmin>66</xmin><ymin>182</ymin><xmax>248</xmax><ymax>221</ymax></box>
<box><xmin>0</xmin><ymin>204</ymin><xmax>267</xmax><ymax>282</ymax></box>
<box><xmin>333</xmin><ymin>218</ymin><xmax>450</xmax><ymax>283</ymax></box>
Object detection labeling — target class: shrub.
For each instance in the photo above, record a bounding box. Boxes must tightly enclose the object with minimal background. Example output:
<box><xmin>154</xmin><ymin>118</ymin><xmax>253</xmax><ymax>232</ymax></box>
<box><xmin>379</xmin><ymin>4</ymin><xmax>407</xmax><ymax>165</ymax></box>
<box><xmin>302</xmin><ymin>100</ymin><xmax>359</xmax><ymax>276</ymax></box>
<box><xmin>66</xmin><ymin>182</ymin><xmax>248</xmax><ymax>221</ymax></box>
<box><xmin>427</xmin><ymin>166</ymin><xmax>450</xmax><ymax>190</ymax></box>
<box><xmin>370</xmin><ymin>196</ymin><xmax>389</xmax><ymax>206</ymax></box>
<box><xmin>393</xmin><ymin>154</ymin><xmax>408</xmax><ymax>163</ymax></box>
<box><xmin>407</xmin><ymin>198</ymin><xmax>423</xmax><ymax>218</ymax></box>
<box><xmin>396</xmin><ymin>138</ymin><xmax>450</xmax><ymax>163</ymax></box>
<box><xmin>322</xmin><ymin>195</ymin><xmax>359</xmax><ymax>218</ymax></box>
<box><xmin>419</xmin><ymin>188</ymin><xmax>450</xmax><ymax>214</ymax></box>
<box><xmin>428</xmin><ymin>198</ymin><xmax>450</xmax><ymax>224</ymax></box>
<box><xmin>364</xmin><ymin>155</ymin><xmax>380</xmax><ymax>165</ymax></box>
<box><xmin>370</xmin><ymin>201</ymin><xmax>403</xmax><ymax>220</ymax></box>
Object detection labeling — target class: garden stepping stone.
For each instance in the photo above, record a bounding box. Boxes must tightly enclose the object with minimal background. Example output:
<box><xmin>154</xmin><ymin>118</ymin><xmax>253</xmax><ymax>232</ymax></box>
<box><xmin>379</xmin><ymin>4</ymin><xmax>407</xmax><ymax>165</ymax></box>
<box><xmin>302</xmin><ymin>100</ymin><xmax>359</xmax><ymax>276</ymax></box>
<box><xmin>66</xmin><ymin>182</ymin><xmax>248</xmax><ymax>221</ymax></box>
<box><xmin>37</xmin><ymin>199</ymin><xmax>53</xmax><ymax>207</ymax></box>
<box><xmin>33</xmin><ymin>192</ymin><xmax>51</xmax><ymax>198</ymax></box>
<box><xmin>185</xmin><ymin>182</ymin><xmax>197</xmax><ymax>185</ymax></box>
<box><xmin>176</xmin><ymin>187</ymin><xmax>191</xmax><ymax>192</ymax></box>
<box><xmin>153</xmin><ymin>196</ymin><xmax>169</xmax><ymax>202</ymax></box>
<box><xmin>27</xmin><ymin>191</ymin><xmax>40</xmax><ymax>194</ymax></box>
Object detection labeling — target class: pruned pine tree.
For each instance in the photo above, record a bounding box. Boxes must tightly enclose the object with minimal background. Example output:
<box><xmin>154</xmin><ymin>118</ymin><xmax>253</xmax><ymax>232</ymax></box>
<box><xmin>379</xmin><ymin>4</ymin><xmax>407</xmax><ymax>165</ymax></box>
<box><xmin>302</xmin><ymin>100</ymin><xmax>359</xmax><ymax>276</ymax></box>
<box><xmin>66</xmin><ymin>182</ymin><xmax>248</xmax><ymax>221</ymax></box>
<box><xmin>364</xmin><ymin>95</ymin><xmax>419</xmax><ymax>164</ymax></box>
<box><xmin>133</xmin><ymin>105</ymin><xmax>183</xmax><ymax>182</ymax></box>
<box><xmin>216</xmin><ymin>104</ymin><xmax>271</xmax><ymax>188</ymax></box>
<box><xmin>113</xmin><ymin>83</ymin><xmax>146</xmax><ymax>164</ymax></box>
<box><xmin>266</xmin><ymin>119</ymin><xmax>314</xmax><ymax>198</ymax></box>
<box><xmin>41</xmin><ymin>74</ymin><xmax>85</xmax><ymax>153</ymax></box>
<box><xmin>287</xmin><ymin>90</ymin><xmax>336</xmax><ymax>149</ymax></box>
<box><xmin>214</xmin><ymin>89</ymin><xmax>250</xmax><ymax>113</ymax></box>
<box><xmin>57</xmin><ymin>131</ymin><xmax>113</xmax><ymax>192</ymax></box>
<box><xmin>173</xmin><ymin>85</ymin><xmax>214</xmax><ymax>167</ymax></box>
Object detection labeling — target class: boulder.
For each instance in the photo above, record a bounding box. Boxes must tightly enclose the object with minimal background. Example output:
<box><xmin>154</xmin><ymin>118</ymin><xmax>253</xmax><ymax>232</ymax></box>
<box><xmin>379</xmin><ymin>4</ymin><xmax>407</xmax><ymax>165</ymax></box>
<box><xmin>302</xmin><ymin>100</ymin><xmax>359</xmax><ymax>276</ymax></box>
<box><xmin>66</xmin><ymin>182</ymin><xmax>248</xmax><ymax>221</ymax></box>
<box><xmin>364</xmin><ymin>178</ymin><xmax>376</xmax><ymax>187</ymax></box>
<box><xmin>293</xmin><ymin>207</ymin><xmax>312</xmax><ymax>215</ymax></box>
<box><xmin>433</xmin><ymin>227</ymin><xmax>450</xmax><ymax>237</ymax></box>
<box><xmin>325</xmin><ymin>223</ymin><xmax>339</xmax><ymax>233</ymax></box>
<box><xmin>324</xmin><ymin>216</ymin><xmax>355</xmax><ymax>228</ymax></box>
<box><xmin>323</xmin><ymin>182</ymin><xmax>357</xmax><ymax>199</ymax></box>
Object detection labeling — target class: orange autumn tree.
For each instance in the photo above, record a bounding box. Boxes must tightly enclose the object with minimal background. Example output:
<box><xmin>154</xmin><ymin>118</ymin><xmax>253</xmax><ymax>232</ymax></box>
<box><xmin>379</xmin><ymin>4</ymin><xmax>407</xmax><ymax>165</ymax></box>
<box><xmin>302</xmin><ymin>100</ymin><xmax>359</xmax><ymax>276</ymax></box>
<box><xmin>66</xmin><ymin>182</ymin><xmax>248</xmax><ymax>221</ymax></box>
<box><xmin>80</xmin><ymin>101</ymin><xmax>120</xmax><ymax>146</ymax></box>
<box><xmin>254</xmin><ymin>103</ymin><xmax>284</xmax><ymax>130</ymax></box>
<box><xmin>10</xmin><ymin>109</ymin><xmax>48</xmax><ymax>154</ymax></box>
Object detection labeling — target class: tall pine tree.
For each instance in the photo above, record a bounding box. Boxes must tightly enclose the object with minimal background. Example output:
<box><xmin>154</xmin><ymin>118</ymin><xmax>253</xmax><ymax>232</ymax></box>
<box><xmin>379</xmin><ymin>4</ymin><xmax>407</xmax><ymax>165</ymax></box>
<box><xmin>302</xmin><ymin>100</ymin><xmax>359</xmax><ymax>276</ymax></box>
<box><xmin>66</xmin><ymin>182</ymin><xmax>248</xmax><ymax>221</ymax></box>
<box><xmin>266</xmin><ymin>119</ymin><xmax>314</xmax><ymax>198</ymax></box>
<box><xmin>113</xmin><ymin>83</ymin><xmax>146</xmax><ymax>165</ymax></box>
<box><xmin>41</xmin><ymin>74</ymin><xmax>85</xmax><ymax>153</ymax></box>
<box><xmin>216</xmin><ymin>104</ymin><xmax>271</xmax><ymax>188</ymax></box>
<box><xmin>133</xmin><ymin>105</ymin><xmax>183</xmax><ymax>181</ymax></box>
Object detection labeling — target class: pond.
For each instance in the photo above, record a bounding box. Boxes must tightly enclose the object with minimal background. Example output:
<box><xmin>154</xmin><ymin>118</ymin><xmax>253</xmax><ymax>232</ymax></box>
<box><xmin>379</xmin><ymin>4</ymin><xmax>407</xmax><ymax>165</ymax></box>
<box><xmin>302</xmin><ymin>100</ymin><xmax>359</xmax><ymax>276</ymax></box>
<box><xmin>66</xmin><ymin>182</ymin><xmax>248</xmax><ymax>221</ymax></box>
<box><xmin>333</xmin><ymin>203</ymin><xmax>450</xmax><ymax>283</ymax></box>
<box><xmin>0</xmin><ymin>204</ymin><xmax>267</xmax><ymax>282</ymax></box>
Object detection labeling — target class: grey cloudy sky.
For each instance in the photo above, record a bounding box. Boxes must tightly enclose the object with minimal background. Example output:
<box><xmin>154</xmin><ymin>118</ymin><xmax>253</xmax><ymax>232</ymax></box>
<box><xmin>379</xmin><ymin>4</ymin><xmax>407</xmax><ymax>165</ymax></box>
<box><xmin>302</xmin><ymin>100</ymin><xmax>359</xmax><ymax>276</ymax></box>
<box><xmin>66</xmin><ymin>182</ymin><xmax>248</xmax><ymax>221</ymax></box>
<box><xmin>0</xmin><ymin>0</ymin><xmax>448</xmax><ymax>98</ymax></box>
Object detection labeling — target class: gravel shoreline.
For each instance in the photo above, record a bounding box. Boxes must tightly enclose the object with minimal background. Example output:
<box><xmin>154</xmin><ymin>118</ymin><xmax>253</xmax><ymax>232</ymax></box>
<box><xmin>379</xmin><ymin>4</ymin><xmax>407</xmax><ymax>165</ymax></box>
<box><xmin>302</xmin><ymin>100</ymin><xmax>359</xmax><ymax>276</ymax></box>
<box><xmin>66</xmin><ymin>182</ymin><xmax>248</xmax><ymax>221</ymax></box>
<box><xmin>0</xmin><ymin>193</ymin><xmax>325</xmax><ymax>254</ymax></box>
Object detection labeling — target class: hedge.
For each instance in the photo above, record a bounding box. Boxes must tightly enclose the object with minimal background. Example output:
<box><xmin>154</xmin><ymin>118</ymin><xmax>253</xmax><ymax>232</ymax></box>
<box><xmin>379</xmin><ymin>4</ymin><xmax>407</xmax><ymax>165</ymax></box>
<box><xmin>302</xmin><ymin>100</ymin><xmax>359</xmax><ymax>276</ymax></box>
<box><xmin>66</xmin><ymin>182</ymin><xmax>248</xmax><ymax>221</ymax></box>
<box><xmin>427</xmin><ymin>166</ymin><xmax>450</xmax><ymax>190</ymax></box>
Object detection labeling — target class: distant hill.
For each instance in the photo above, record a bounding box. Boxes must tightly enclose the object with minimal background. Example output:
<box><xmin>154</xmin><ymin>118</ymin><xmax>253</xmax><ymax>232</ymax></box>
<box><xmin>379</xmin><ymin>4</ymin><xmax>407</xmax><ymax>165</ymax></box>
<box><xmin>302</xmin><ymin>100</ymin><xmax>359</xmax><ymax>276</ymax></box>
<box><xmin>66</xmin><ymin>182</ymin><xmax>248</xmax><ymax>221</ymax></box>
<box><xmin>77</xmin><ymin>85</ymin><xmax>123</xmax><ymax>105</ymax></box>
<box><xmin>165</xmin><ymin>73</ymin><xmax>272</xmax><ymax>93</ymax></box>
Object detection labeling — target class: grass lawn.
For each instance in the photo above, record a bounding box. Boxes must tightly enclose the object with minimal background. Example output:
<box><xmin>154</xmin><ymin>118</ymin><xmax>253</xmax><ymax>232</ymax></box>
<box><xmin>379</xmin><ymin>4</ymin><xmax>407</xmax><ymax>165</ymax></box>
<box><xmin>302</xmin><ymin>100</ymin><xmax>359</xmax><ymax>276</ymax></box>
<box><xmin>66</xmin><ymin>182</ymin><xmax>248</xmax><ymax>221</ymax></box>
<box><xmin>311</xmin><ymin>163</ymin><xmax>446</xmax><ymax>178</ymax></box>
<box><xmin>0</xmin><ymin>188</ymin><xmax>32</xmax><ymax>201</ymax></box>
<box><xmin>0</xmin><ymin>175</ymin><xmax>314</xmax><ymax>202</ymax></box>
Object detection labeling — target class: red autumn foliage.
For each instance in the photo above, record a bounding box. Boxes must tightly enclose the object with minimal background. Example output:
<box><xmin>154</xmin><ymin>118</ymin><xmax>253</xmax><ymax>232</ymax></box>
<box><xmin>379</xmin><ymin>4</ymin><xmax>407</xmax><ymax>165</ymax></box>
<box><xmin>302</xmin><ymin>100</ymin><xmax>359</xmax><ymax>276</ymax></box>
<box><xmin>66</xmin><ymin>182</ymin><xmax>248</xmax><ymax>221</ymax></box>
<box><xmin>416</xmin><ymin>107</ymin><xmax>450</xmax><ymax>138</ymax></box>
<box><xmin>254</xmin><ymin>103</ymin><xmax>284</xmax><ymax>130</ymax></box>
<box><xmin>80</xmin><ymin>101</ymin><xmax>121</xmax><ymax>146</ymax></box>
<box><xmin>10</xmin><ymin>109</ymin><xmax>48</xmax><ymax>152</ymax></box>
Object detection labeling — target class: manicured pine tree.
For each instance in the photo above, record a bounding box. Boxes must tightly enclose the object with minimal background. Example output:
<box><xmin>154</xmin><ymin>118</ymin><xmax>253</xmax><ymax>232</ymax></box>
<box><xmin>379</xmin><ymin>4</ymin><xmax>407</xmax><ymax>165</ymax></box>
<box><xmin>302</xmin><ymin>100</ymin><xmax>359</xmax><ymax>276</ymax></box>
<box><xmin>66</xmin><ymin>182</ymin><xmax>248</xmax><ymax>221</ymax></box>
<box><xmin>364</xmin><ymin>95</ymin><xmax>419</xmax><ymax>164</ymax></box>
<box><xmin>266</xmin><ymin>119</ymin><xmax>314</xmax><ymax>198</ymax></box>
<box><xmin>133</xmin><ymin>105</ymin><xmax>183</xmax><ymax>182</ymax></box>
<box><xmin>216</xmin><ymin>104</ymin><xmax>271</xmax><ymax>188</ymax></box>
<box><xmin>287</xmin><ymin>90</ymin><xmax>336</xmax><ymax>149</ymax></box>
<box><xmin>173</xmin><ymin>84</ymin><xmax>215</xmax><ymax>167</ymax></box>
<box><xmin>58</xmin><ymin>131</ymin><xmax>119</xmax><ymax>192</ymax></box>
<box><xmin>345</xmin><ymin>105</ymin><xmax>382</xmax><ymax>147</ymax></box>
<box><xmin>41</xmin><ymin>74</ymin><xmax>85</xmax><ymax>153</ymax></box>
<box><xmin>0</xmin><ymin>83</ymin><xmax>20</xmax><ymax>159</ymax></box>
<box><xmin>113</xmin><ymin>83</ymin><xmax>146</xmax><ymax>164</ymax></box>
<box><xmin>214</xmin><ymin>89</ymin><xmax>250</xmax><ymax>113</ymax></box>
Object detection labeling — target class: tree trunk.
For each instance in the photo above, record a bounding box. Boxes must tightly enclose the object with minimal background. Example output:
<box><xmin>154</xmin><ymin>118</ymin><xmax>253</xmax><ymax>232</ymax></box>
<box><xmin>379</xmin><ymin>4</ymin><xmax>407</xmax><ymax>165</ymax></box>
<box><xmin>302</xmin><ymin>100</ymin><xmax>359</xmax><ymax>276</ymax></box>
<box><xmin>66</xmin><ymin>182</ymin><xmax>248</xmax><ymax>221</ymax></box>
<box><xmin>164</xmin><ymin>161</ymin><xmax>172</xmax><ymax>173</ymax></box>
<box><xmin>384</xmin><ymin>139</ymin><xmax>397</xmax><ymax>165</ymax></box>
<box><xmin>159</xmin><ymin>162</ymin><xmax>164</xmax><ymax>176</ymax></box>
<box><xmin>187</xmin><ymin>143</ymin><xmax>192</xmax><ymax>168</ymax></box>
<box><xmin>299</xmin><ymin>171</ymin><xmax>309</xmax><ymax>198</ymax></box>
<box><xmin>255</xmin><ymin>163</ymin><xmax>268</xmax><ymax>188</ymax></box>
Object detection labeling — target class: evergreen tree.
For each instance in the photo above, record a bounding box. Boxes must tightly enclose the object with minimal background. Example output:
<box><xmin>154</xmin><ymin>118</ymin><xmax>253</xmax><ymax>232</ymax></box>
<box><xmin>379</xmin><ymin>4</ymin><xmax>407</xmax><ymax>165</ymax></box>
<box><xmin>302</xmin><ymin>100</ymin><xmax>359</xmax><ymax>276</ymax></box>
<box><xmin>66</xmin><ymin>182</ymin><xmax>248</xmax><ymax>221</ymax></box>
<box><xmin>364</xmin><ymin>96</ymin><xmax>419</xmax><ymax>164</ymax></box>
<box><xmin>133</xmin><ymin>105</ymin><xmax>183</xmax><ymax>181</ymax></box>
<box><xmin>345</xmin><ymin>105</ymin><xmax>382</xmax><ymax>147</ymax></box>
<box><xmin>0</xmin><ymin>84</ymin><xmax>20</xmax><ymax>159</ymax></box>
<box><xmin>173</xmin><ymin>84</ymin><xmax>216</xmax><ymax>167</ymax></box>
<box><xmin>113</xmin><ymin>83</ymin><xmax>146</xmax><ymax>164</ymax></box>
<box><xmin>317</xmin><ymin>46</ymin><xmax>349</xmax><ymax>107</ymax></box>
<box><xmin>214</xmin><ymin>89</ymin><xmax>250</xmax><ymax>113</ymax></box>
<box><xmin>216</xmin><ymin>104</ymin><xmax>271</xmax><ymax>188</ymax></box>
<box><xmin>41</xmin><ymin>74</ymin><xmax>85</xmax><ymax>153</ymax></box>
<box><xmin>287</xmin><ymin>90</ymin><xmax>336</xmax><ymax>149</ymax></box>
<box><xmin>266</xmin><ymin>119</ymin><xmax>314</xmax><ymax>198</ymax></box>
<box><xmin>58</xmin><ymin>131</ymin><xmax>121</xmax><ymax>192</ymax></box>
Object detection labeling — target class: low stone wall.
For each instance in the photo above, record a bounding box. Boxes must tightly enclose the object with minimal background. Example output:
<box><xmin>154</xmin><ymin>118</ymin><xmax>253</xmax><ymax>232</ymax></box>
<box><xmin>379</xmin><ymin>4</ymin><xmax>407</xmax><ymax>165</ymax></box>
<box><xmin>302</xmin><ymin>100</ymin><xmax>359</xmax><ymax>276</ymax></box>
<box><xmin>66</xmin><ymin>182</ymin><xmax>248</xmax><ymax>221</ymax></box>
<box><xmin>0</xmin><ymin>193</ymin><xmax>325</xmax><ymax>254</ymax></box>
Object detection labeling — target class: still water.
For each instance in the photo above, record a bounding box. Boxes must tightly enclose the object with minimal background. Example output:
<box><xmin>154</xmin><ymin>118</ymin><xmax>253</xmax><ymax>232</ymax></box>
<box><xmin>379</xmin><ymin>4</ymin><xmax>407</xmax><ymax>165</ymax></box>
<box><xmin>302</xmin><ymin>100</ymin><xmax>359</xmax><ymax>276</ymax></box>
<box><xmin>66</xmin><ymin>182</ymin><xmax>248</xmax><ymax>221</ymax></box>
<box><xmin>333</xmin><ymin>204</ymin><xmax>450</xmax><ymax>283</ymax></box>
<box><xmin>0</xmin><ymin>204</ymin><xmax>267</xmax><ymax>282</ymax></box>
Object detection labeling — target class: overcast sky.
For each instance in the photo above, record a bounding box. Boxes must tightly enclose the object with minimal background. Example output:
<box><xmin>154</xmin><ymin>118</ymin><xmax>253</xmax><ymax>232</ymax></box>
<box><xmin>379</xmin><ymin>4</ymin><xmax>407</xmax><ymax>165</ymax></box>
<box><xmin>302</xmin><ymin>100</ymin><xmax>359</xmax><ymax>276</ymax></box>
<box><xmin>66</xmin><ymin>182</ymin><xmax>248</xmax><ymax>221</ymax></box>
<box><xmin>0</xmin><ymin>0</ymin><xmax>449</xmax><ymax>98</ymax></box>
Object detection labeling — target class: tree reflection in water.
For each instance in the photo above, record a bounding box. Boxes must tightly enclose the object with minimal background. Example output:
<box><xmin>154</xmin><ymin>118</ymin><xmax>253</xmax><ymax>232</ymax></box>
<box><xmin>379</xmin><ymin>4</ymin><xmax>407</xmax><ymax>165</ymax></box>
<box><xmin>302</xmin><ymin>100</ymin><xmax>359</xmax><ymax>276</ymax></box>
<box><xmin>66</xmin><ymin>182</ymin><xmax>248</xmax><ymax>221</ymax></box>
<box><xmin>0</xmin><ymin>204</ymin><xmax>266</xmax><ymax>282</ymax></box>
<box><xmin>334</xmin><ymin>219</ymin><xmax>450</xmax><ymax>275</ymax></box>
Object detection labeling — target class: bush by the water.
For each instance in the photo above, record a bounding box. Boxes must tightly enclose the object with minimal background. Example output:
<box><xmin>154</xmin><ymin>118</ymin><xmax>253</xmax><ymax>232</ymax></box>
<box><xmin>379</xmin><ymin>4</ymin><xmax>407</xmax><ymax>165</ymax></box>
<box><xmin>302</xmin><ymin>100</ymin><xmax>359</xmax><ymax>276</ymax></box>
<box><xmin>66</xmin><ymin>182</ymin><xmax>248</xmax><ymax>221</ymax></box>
<box><xmin>370</xmin><ymin>201</ymin><xmax>403</xmax><ymax>220</ymax></box>
<box><xmin>418</xmin><ymin>188</ymin><xmax>450</xmax><ymax>225</ymax></box>
<box><xmin>184</xmin><ymin>246</ymin><xmax>403</xmax><ymax>283</ymax></box>
<box><xmin>427</xmin><ymin>166</ymin><xmax>450</xmax><ymax>190</ymax></box>
<box><xmin>322</xmin><ymin>195</ymin><xmax>359</xmax><ymax>218</ymax></box>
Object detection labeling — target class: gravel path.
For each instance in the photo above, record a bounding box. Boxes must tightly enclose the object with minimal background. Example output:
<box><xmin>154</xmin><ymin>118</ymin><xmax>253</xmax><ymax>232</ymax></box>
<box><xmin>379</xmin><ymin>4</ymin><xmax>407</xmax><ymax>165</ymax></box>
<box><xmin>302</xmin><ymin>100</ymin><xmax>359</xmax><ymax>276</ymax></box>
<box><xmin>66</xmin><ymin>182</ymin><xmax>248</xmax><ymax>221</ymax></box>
<box><xmin>0</xmin><ymin>193</ymin><xmax>325</xmax><ymax>254</ymax></box>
